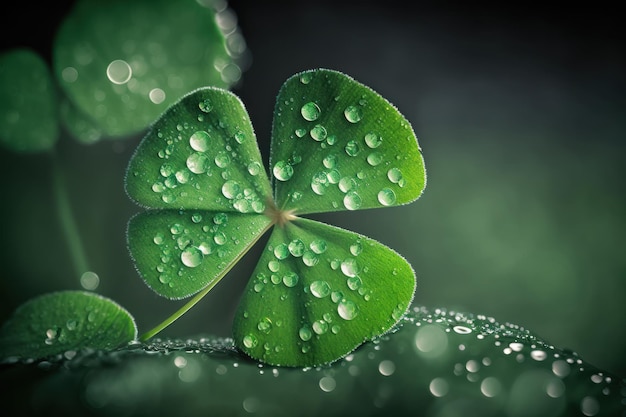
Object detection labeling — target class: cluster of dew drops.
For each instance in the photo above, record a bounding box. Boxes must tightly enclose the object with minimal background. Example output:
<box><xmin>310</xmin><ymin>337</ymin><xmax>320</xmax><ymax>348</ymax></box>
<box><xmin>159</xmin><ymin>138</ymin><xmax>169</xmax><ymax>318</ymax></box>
<box><xmin>273</xmin><ymin>72</ymin><xmax>411</xmax><ymax>211</ymax></box>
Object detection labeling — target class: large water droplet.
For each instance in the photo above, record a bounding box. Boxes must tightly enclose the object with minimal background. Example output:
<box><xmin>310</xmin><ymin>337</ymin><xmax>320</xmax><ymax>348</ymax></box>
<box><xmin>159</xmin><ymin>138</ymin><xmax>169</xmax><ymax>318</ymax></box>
<box><xmin>364</xmin><ymin>132</ymin><xmax>382</xmax><ymax>148</ymax></box>
<box><xmin>243</xmin><ymin>334</ymin><xmax>258</xmax><ymax>349</ymax></box>
<box><xmin>247</xmin><ymin>161</ymin><xmax>262</xmax><ymax>176</ymax></box>
<box><xmin>282</xmin><ymin>272</ymin><xmax>299</xmax><ymax>287</ymax></box>
<box><xmin>299</xmin><ymin>326</ymin><xmax>312</xmax><ymax>341</ymax></box>
<box><xmin>300</xmin><ymin>72</ymin><xmax>313</xmax><ymax>84</ymax></box>
<box><xmin>288</xmin><ymin>239</ymin><xmax>305</xmax><ymax>257</ymax></box>
<box><xmin>346</xmin><ymin>276</ymin><xmax>362</xmax><ymax>290</ymax></box>
<box><xmin>310</xmin><ymin>239</ymin><xmax>327</xmax><ymax>254</ymax></box>
<box><xmin>189</xmin><ymin>131</ymin><xmax>210</xmax><ymax>152</ymax></box>
<box><xmin>310</xmin><ymin>124</ymin><xmax>327</xmax><ymax>141</ymax></box>
<box><xmin>214</xmin><ymin>153</ymin><xmax>231</xmax><ymax>168</ymax></box>
<box><xmin>338</xmin><ymin>300</ymin><xmax>359</xmax><ymax>320</ymax></box>
<box><xmin>378</xmin><ymin>188</ymin><xmax>396</xmax><ymax>206</ymax></box>
<box><xmin>313</xmin><ymin>320</ymin><xmax>329</xmax><ymax>335</ymax></box>
<box><xmin>273</xmin><ymin>160</ymin><xmax>294</xmax><ymax>181</ymax></box>
<box><xmin>199</xmin><ymin>99</ymin><xmax>213</xmax><ymax>113</ymax></box>
<box><xmin>273</xmin><ymin>243</ymin><xmax>289</xmax><ymax>260</ymax></box>
<box><xmin>310</xmin><ymin>280</ymin><xmax>331</xmax><ymax>298</ymax></box>
<box><xmin>181</xmin><ymin>246</ymin><xmax>203</xmax><ymax>268</ymax></box>
<box><xmin>222</xmin><ymin>180</ymin><xmax>241</xmax><ymax>199</ymax></box>
<box><xmin>344</xmin><ymin>105</ymin><xmax>362</xmax><ymax>123</ymax></box>
<box><xmin>186</xmin><ymin>153</ymin><xmax>210</xmax><ymax>174</ymax></box>
<box><xmin>344</xmin><ymin>140</ymin><xmax>360</xmax><ymax>157</ymax></box>
<box><xmin>387</xmin><ymin>167</ymin><xmax>403</xmax><ymax>183</ymax></box>
<box><xmin>301</xmin><ymin>102</ymin><xmax>321</xmax><ymax>121</ymax></box>
<box><xmin>257</xmin><ymin>317</ymin><xmax>272</xmax><ymax>334</ymax></box>
<box><xmin>341</xmin><ymin>258</ymin><xmax>360</xmax><ymax>277</ymax></box>
<box><xmin>343</xmin><ymin>191</ymin><xmax>362</xmax><ymax>210</ymax></box>
<box><xmin>338</xmin><ymin>177</ymin><xmax>356</xmax><ymax>193</ymax></box>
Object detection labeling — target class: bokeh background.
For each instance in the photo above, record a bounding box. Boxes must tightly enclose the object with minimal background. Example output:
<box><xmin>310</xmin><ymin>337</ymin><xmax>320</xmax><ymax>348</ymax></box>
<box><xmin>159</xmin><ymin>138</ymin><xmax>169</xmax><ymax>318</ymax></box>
<box><xmin>1</xmin><ymin>0</ymin><xmax>624</xmax><ymax>379</ymax></box>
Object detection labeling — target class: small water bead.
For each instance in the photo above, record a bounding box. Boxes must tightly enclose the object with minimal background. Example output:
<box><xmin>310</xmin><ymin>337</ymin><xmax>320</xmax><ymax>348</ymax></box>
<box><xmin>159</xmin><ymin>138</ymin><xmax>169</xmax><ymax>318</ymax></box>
<box><xmin>268</xmin><ymin>260</ymin><xmax>280</xmax><ymax>272</ymax></box>
<box><xmin>331</xmin><ymin>325</ymin><xmax>341</xmax><ymax>334</ymax></box>
<box><xmin>301</xmin><ymin>102</ymin><xmax>321</xmax><ymax>121</ymax></box>
<box><xmin>153</xmin><ymin>233</ymin><xmax>165</xmax><ymax>245</ymax></box>
<box><xmin>326</xmin><ymin>135</ymin><xmax>338</xmax><ymax>146</ymax></box>
<box><xmin>273</xmin><ymin>243</ymin><xmax>289</xmax><ymax>260</ymax></box>
<box><xmin>338</xmin><ymin>177</ymin><xmax>356</xmax><ymax>193</ymax></box>
<box><xmin>66</xmin><ymin>319</ymin><xmax>78</xmax><ymax>331</ymax></box>
<box><xmin>288</xmin><ymin>239</ymin><xmax>305</xmax><ymax>257</ymax></box>
<box><xmin>338</xmin><ymin>299</ymin><xmax>359</xmax><ymax>320</ymax></box>
<box><xmin>283</xmin><ymin>272</ymin><xmax>299</xmax><ymax>287</ymax></box>
<box><xmin>364</xmin><ymin>132</ymin><xmax>383</xmax><ymax>148</ymax></box>
<box><xmin>310</xmin><ymin>280</ymin><xmax>331</xmax><ymax>298</ymax></box>
<box><xmin>213</xmin><ymin>232</ymin><xmax>227</xmax><ymax>245</ymax></box>
<box><xmin>199</xmin><ymin>99</ymin><xmax>213</xmax><ymax>113</ymax></box>
<box><xmin>350</xmin><ymin>241</ymin><xmax>363</xmax><ymax>256</ymax></box>
<box><xmin>299</xmin><ymin>326</ymin><xmax>312</xmax><ymax>341</ymax></box>
<box><xmin>310</xmin><ymin>124</ymin><xmax>327</xmax><ymax>141</ymax></box>
<box><xmin>189</xmin><ymin>131</ymin><xmax>210</xmax><ymax>152</ymax></box>
<box><xmin>152</xmin><ymin>182</ymin><xmax>166</xmax><ymax>193</ymax></box>
<box><xmin>326</xmin><ymin>169</ymin><xmax>340</xmax><ymax>184</ymax></box>
<box><xmin>454</xmin><ymin>325</ymin><xmax>472</xmax><ymax>335</ymax></box>
<box><xmin>181</xmin><ymin>246</ymin><xmax>203</xmax><ymax>268</ymax></box>
<box><xmin>343</xmin><ymin>191</ymin><xmax>362</xmax><ymax>210</ymax></box>
<box><xmin>387</xmin><ymin>167</ymin><xmax>403</xmax><ymax>183</ymax></box>
<box><xmin>234</xmin><ymin>131</ymin><xmax>246</xmax><ymax>144</ymax></box>
<box><xmin>378</xmin><ymin>360</ymin><xmax>396</xmax><ymax>376</ymax></box>
<box><xmin>302</xmin><ymin>250</ymin><xmax>319</xmax><ymax>267</ymax></box>
<box><xmin>257</xmin><ymin>318</ymin><xmax>272</xmax><ymax>334</ymax></box>
<box><xmin>191</xmin><ymin>213</ymin><xmax>202</xmax><ymax>223</ymax></box>
<box><xmin>170</xmin><ymin>223</ymin><xmax>184</xmax><ymax>235</ymax></box>
<box><xmin>530</xmin><ymin>350</ymin><xmax>548</xmax><ymax>361</ymax></box>
<box><xmin>295</xmin><ymin>128</ymin><xmax>307</xmax><ymax>138</ymax></box>
<box><xmin>344</xmin><ymin>140</ymin><xmax>360</xmax><ymax>157</ymax></box>
<box><xmin>243</xmin><ymin>334</ymin><xmax>258</xmax><ymax>349</ymax></box>
<box><xmin>310</xmin><ymin>239</ymin><xmax>327</xmax><ymax>254</ymax></box>
<box><xmin>222</xmin><ymin>180</ymin><xmax>242</xmax><ymax>199</ymax></box>
<box><xmin>214</xmin><ymin>153</ymin><xmax>231</xmax><ymax>168</ymax></box>
<box><xmin>312</xmin><ymin>320</ymin><xmax>329</xmax><ymax>335</ymax></box>
<box><xmin>344</xmin><ymin>105</ymin><xmax>362</xmax><ymax>123</ymax></box>
<box><xmin>346</xmin><ymin>276</ymin><xmax>362</xmax><ymax>290</ymax></box>
<box><xmin>323</xmin><ymin>154</ymin><xmax>338</xmax><ymax>169</ymax></box>
<box><xmin>175</xmin><ymin>170</ymin><xmax>190</xmax><ymax>184</ymax></box>
<box><xmin>198</xmin><ymin>241</ymin><xmax>213</xmax><ymax>255</ymax></box>
<box><xmin>366</xmin><ymin>152</ymin><xmax>383</xmax><ymax>166</ymax></box>
<box><xmin>273</xmin><ymin>160</ymin><xmax>294</xmax><ymax>181</ymax></box>
<box><xmin>341</xmin><ymin>258</ymin><xmax>360</xmax><ymax>278</ymax></box>
<box><xmin>299</xmin><ymin>72</ymin><xmax>313</xmax><ymax>84</ymax></box>
<box><xmin>377</xmin><ymin>188</ymin><xmax>397</xmax><ymax>206</ymax></box>
<box><xmin>213</xmin><ymin>213</ymin><xmax>228</xmax><ymax>225</ymax></box>
<box><xmin>186</xmin><ymin>152</ymin><xmax>210</xmax><ymax>174</ymax></box>
<box><xmin>247</xmin><ymin>161</ymin><xmax>262</xmax><ymax>176</ymax></box>
<box><xmin>331</xmin><ymin>291</ymin><xmax>344</xmax><ymax>303</ymax></box>
<box><xmin>160</xmin><ymin>163</ymin><xmax>175</xmax><ymax>178</ymax></box>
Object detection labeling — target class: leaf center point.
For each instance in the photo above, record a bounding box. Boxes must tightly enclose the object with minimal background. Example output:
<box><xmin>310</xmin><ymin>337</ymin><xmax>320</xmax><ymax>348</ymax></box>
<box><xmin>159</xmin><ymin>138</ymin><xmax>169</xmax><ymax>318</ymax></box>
<box><xmin>265</xmin><ymin>200</ymin><xmax>297</xmax><ymax>227</ymax></box>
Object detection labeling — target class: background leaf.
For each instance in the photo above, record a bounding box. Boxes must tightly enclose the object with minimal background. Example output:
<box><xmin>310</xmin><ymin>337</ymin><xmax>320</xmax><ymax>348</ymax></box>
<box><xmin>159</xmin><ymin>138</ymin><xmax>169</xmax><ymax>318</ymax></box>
<box><xmin>234</xmin><ymin>217</ymin><xmax>415</xmax><ymax>367</ymax></box>
<box><xmin>2</xmin><ymin>307</ymin><xmax>623</xmax><ymax>417</ymax></box>
<box><xmin>53</xmin><ymin>0</ymin><xmax>245</xmax><ymax>138</ymax></box>
<box><xmin>125</xmin><ymin>87</ymin><xmax>271</xmax><ymax>212</ymax></box>
<box><xmin>0</xmin><ymin>291</ymin><xmax>137</xmax><ymax>360</ymax></box>
<box><xmin>270</xmin><ymin>69</ymin><xmax>425</xmax><ymax>214</ymax></box>
<box><xmin>128</xmin><ymin>210</ymin><xmax>272</xmax><ymax>299</ymax></box>
<box><xmin>0</xmin><ymin>48</ymin><xmax>58</xmax><ymax>153</ymax></box>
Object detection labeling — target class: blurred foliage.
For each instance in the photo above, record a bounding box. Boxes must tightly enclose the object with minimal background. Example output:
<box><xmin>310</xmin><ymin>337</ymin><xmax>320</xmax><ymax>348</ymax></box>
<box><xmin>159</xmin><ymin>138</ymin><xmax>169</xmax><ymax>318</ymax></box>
<box><xmin>1</xmin><ymin>307</ymin><xmax>623</xmax><ymax>416</ymax></box>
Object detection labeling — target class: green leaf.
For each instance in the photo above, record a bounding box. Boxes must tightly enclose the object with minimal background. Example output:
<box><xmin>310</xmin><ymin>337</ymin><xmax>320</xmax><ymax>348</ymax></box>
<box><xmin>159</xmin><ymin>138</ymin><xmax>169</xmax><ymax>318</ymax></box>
<box><xmin>125</xmin><ymin>87</ymin><xmax>273</xmax><ymax>299</ymax></box>
<box><xmin>233</xmin><ymin>217</ymin><xmax>415</xmax><ymax>367</ymax></box>
<box><xmin>128</xmin><ymin>210</ymin><xmax>272</xmax><ymax>299</ymax></box>
<box><xmin>53</xmin><ymin>0</ymin><xmax>244</xmax><ymax>138</ymax></box>
<box><xmin>270</xmin><ymin>69</ymin><xmax>426</xmax><ymax>214</ymax></box>
<box><xmin>0</xmin><ymin>291</ymin><xmax>137</xmax><ymax>360</ymax></box>
<box><xmin>0</xmin><ymin>48</ymin><xmax>59</xmax><ymax>153</ymax></box>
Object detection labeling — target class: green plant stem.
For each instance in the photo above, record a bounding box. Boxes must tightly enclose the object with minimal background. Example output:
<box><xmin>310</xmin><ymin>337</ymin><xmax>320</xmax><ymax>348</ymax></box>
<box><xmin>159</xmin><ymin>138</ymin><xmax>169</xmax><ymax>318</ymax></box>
<box><xmin>140</xmin><ymin>221</ymin><xmax>275</xmax><ymax>342</ymax></box>
<box><xmin>51</xmin><ymin>150</ymin><xmax>89</xmax><ymax>279</ymax></box>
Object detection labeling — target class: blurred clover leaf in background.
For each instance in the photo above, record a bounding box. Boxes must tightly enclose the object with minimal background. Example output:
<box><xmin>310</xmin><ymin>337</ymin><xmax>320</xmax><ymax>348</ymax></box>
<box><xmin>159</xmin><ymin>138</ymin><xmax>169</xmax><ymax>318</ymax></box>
<box><xmin>0</xmin><ymin>0</ymin><xmax>246</xmax><ymax>150</ymax></box>
<box><xmin>125</xmin><ymin>68</ymin><xmax>426</xmax><ymax>367</ymax></box>
<box><xmin>0</xmin><ymin>291</ymin><xmax>137</xmax><ymax>360</ymax></box>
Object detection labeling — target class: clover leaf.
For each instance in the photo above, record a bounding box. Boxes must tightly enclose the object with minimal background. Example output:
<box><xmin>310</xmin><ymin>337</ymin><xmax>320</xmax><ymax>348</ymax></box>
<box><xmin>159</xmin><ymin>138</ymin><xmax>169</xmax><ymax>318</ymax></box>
<box><xmin>0</xmin><ymin>291</ymin><xmax>137</xmax><ymax>360</ymax></box>
<box><xmin>125</xmin><ymin>68</ymin><xmax>426</xmax><ymax>367</ymax></box>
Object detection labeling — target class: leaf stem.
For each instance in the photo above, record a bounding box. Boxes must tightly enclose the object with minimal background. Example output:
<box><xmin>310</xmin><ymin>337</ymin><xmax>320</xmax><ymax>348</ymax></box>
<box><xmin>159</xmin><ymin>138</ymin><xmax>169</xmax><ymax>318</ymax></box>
<box><xmin>51</xmin><ymin>150</ymin><xmax>90</xmax><ymax>280</ymax></box>
<box><xmin>140</xmin><ymin>220</ymin><xmax>274</xmax><ymax>341</ymax></box>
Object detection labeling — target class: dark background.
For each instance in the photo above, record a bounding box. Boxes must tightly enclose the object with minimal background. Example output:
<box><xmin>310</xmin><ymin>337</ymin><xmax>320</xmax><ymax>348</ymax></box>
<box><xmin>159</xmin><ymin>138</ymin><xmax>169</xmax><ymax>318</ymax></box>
<box><xmin>1</xmin><ymin>0</ymin><xmax>624</xmax><ymax>378</ymax></box>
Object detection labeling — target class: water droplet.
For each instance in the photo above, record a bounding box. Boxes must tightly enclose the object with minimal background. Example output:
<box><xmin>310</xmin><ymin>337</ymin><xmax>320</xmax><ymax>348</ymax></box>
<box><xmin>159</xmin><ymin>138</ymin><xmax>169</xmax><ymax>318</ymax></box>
<box><xmin>338</xmin><ymin>177</ymin><xmax>356</xmax><ymax>193</ymax></box>
<box><xmin>186</xmin><ymin>153</ymin><xmax>210</xmax><ymax>174</ymax></box>
<box><xmin>480</xmin><ymin>377</ymin><xmax>502</xmax><ymax>397</ymax></box>
<box><xmin>106</xmin><ymin>59</ymin><xmax>132</xmax><ymax>85</ymax></box>
<box><xmin>350</xmin><ymin>241</ymin><xmax>363</xmax><ymax>256</ymax></box>
<box><xmin>364</xmin><ymin>132</ymin><xmax>382</xmax><ymax>148</ymax></box>
<box><xmin>299</xmin><ymin>72</ymin><xmax>313</xmax><ymax>84</ymax></box>
<box><xmin>268</xmin><ymin>260</ymin><xmax>280</xmax><ymax>272</ymax></box>
<box><xmin>331</xmin><ymin>291</ymin><xmax>344</xmax><ymax>303</ymax></box>
<box><xmin>213</xmin><ymin>232</ymin><xmax>227</xmax><ymax>245</ymax></box>
<box><xmin>288</xmin><ymin>239</ymin><xmax>305</xmax><ymax>257</ymax></box>
<box><xmin>299</xmin><ymin>326</ymin><xmax>312</xmax><ymax>341</ymax></box>
<box><xmin>313</xmin><ymin>320</ymin><xmax>329</xmax><ymax>335</ymax></box>
<box><xmin>234</xmin><ymin>131</ymin><xmax>246</xmax><ymax>144</ymax></box>
<box><xmin>429</xmin><ymin>378</ymin><xmax>449</xmax><ymax>397</ymax></box>
<box><xmin>273</xmin><ymin>243</ymin><xmax>289</xmax><ymax>260</ymax></box>
<box><xmin>453</xmin><ymin>325</ymin><xmax>472</xmax><ymax>334</ymax></box>
<box><xmin>213</xmin><ymin>213</ymin><xmax>228</xmax><ymax>225</ymax></box>
<box><xmin>378</xmin><ymin>188</ymin><xmax>397</xmax><ymax>206</ymax></box>
<box><xmin>387</xmin><ymin>167</ymin><xmax>403</xmax><ymax>183</ymax></box>
<box><xmin>153</xmin><ymin>233</ymin><xmax>165</xmax><ymax>245</ymax></box>
<box><xmin>191</xmin><ymin>213</ymin><xmax>202</xmax><ymax>223</ymax></box>
<box><xmin>344</xmin><ymin>140</ymin><xmax>360</xmax><ymax>156</ymax></box>
<box><xmin>346</xmin><ymin>275</ymin><xmax>362</xmax><ymax>290</ymax></box>
<box><xmin>366</xmin><ymin>152</ymin><xmax>383</xmax><ymax>166</ymax></box>
<box><xmin>338</xmin><ymin>300</ymin><xmax>359</xmax><ymax>320</ymax></box>
<box><xmin>215</xmin><ymin>153</ymin><xmax>231</xmax><ymax>168</ymax></box>
<box><xmin>310</xmin><ymin>124</ymin><xmax>327</xmax><ymax>141</ymax></box>
<box><xmin>175</xmin><ymin>170</ymin><xmax>190</xmax><ymax>184</ymax></box>
<box><xmin>243</xmin><ymin>334</ymin><xmax>258</xmax><ymax>349</ymax></box>
<box><xmin>282</xmin><ymin>272</ymin><xmax>299</xmax><ymax>287</ymax></box>
<box><xmin>344</xmin><ymin>105</ymin><xmax>362</xmax><ymax>123</ymax></box>
<box><xmin>273</xmin><ymin>160</ymin><xmax>294</xmax><ymax>181</ymax></box>
<box><xmin>295</xmin><ymin>128</ymin><xmax>307</xmax><ymax>138</ymax></box>
<box><xmin>378</xmin><ymin>360</ymin><xmax>395</xmax><ymax>376</ymax></box>
<box><xmin>310</xmin><ymin>280</ymin><xmax>331</xmax><ymax>298</ymax></box>
<box><xmin>343</xmin><ymin>191</ymin><xmax>362</xmax><ymax>210</ymax></box>
<box><xmin>181</xmin><ymin>246</ymin><xmax>203</xmax><ymax>268</ymax></box>
<box><xmin>222</xmin><ymin>180</ymin><xmax>241</xmax><ymax>199</ymax></box>
<box><xmin>531</xmin><ymin>350</ymin><xmax>547</xmax><ymax>361</ymax></box>
<box><xmin>189</xmin><ymin>131</ymin><xmax>210</xmax><ymax>152</ymax></box>
<box><xmin>257</xmin><ymin>318</ymin><xmax>272</xmax><ymax>334</ymax></box>
<box><xmin>247</xmin><ymin>161</ymin><xmax>262</xmax><ymax>176</ymax></box>
<box><xmin>310</xmin><ymin>239</ymin><xmax>327</xmax><ymax>254</ymax></box>
<box><xmin>199</xmin><ymin>99</ymin><xmax>213</xmax><ymax>113</ymax></box>
<box><xmin>301</xmin><ymin>102</ymin><xmax>321</xmax><ymax>121</ymax></box>
<box><xmin>302</xmin><ymin>250</ymin><xmax>319</xmax><ymax>267</ymax></box>
<box><xmin>152</xmin><ymin>182</ymin><xmax>166</xmax><ymax>193</ymax></box>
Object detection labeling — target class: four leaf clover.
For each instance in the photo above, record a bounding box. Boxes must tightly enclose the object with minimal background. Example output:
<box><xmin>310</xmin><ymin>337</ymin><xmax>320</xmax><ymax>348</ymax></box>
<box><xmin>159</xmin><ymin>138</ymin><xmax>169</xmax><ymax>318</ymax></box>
<box><xmin>125</xmin><ymin>68</ymin><xmax>426</xmax><ymax>366</ymax></box>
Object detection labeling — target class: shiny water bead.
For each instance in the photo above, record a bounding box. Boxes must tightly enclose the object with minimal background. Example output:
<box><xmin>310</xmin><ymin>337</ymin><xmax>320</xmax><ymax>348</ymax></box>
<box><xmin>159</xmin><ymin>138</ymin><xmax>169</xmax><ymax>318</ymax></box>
<box><xmin>301</xmin><ymin>102</ymin><xmax>321</xmax><ymax>121</ymax></box>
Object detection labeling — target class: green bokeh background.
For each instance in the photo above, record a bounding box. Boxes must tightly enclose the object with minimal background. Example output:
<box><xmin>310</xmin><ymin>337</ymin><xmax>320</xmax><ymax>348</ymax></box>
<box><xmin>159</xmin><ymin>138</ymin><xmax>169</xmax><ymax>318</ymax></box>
<box><xmin>1</xmin><ymin>0</ymin><xmax>624</xmax><ymax>380</ymax></box>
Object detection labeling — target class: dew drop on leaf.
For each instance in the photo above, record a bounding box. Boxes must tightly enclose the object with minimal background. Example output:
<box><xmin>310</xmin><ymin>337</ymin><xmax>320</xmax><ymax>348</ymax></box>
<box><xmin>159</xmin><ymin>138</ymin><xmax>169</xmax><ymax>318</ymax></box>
<box><xmin>309</xmin><ymin>239</ymin><xmax>327</xmax><ymax>254</ymax></box>
<box><xmin>282</xmin><ymin>272</ymin><xmax>299</xmax><ymax>287</ymax></box>
<box><xmin>343</xmin><ymin>191</ymin><xmax>362</xmax><ymax>210</ymax></box>
<box><xmin>181</xmin><ymin>246</ymin><xmax>203</xmax><ymax>268</ymax></box>
<box><xmin>199</xmin><ymin>99</ymin><xmax>213</xmax><ymax>113</ymax></box>
<box><xmin>300</xmin><ymin>102</ymin><xmax>321</xmax><ymax>121</ymax></box>
<box><xmin>337</xmin><ymin>299</ymin><xmax>358</xmax><ymax>320</ymax></box>
<box><xmin>299</xmin><ymin>72</ymin><xmax>313</xmax><ymax>84</ymax></box>
<box><xmin>273</xmin><ymin>160</ymin><xmax>294</xmax><ymax>181</ymax></box>
<box><xmin>189</xmin><ymin>130</ymin><xmax>210</xmax><ymax>152</ymax></box>
<box><xmin>312</xmin><ymin>320</ymin><xmax>329</xmax><ymax>335</ymax></box>
<box><xmin>344</xmin><ymin>140</ymin><xmax>360</xmax><ymax>156</ymax></box>
<box><xmin>247</xmin><ymin>161</ymin><xmax>262</xmax><ymax>176</ymax></box>
<box><xmin>343</xmin><ymin>105</ymin><xmax>362</xmax><ymax>123</ymax></box>
<box><xmin>288</xmin><ymin>239</ymin><xmax>305</xmax><ymax>257</ymax></box>
<box><xmin>310</xmin><ymin>280</ymin><xmax>331</xmax><ymax>298</ymax></box>
<box><xmin>310</xmin><ymin>124</ymin><xmax>327</xmax><ymax>141</ymax></box>
<box><xmin>243</xmin><ymin>334</ymin><xmax>258</xmax><ymax>348</ymax></box>
<box><xmin>186</xmin><ymin>152</ymin><xmax>210</xmax><ymax>174</ymax></box>
<box><xmin>377</xmin><ymin>188</ymin><xmax>397</xmax><ymax>206</ymax></box>
<box><xmin>364</xmin><ymin>132</ymin><xmax>383</xmax><ymax>148</ymax></box>
<box><xmin>298</xmin><ymin>326</ymin><xmax>312</xmax><ymax>341</ymax></box>
<box><xmin>221</xmin><ymin>180</ymin><xmax>241</xmax><ymax>199</ymax></box>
